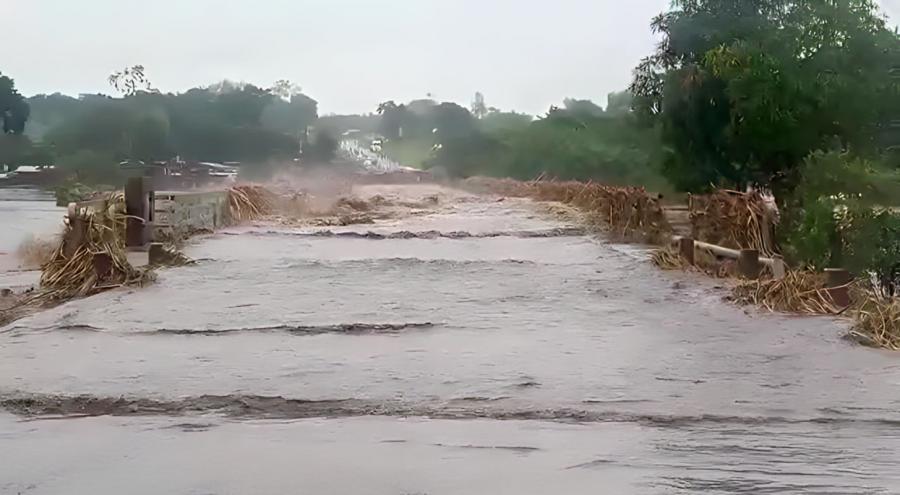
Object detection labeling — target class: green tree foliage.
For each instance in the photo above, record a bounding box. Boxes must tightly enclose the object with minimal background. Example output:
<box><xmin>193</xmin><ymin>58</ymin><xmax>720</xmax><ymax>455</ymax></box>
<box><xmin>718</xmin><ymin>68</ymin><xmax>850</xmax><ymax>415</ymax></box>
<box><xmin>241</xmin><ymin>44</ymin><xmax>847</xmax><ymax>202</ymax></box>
<box><xmin>130</xmin><ymin>113</ymin><xmax>171</xmax><ymax>162</ymax></box>
<box><xmin>302</xmin><ymin>130</ymin><xmax>338</xmax><ymax>164</ymax></box>
<box><xmin>376</xmin><ymin>100</ymin><xmax>406</xmax><ymax>139</ymax></box>
<box><xmin>56</xmin><ymin>150</ymin><xmax>120</xmax><ymax>184</ymax></box>
<box><xmin>376</xmin><ymin>99</ymin><xmax>477</xmax><ymax>142</ymax></box>
<box><xmin>261</xmin><ymin>92</ymin><xmax>318</xmax><ymax>138</ymax></box>
<box><xmin>210</xmin><ymin>82</ymin><xmax>274</xmax><ymax>125</ymax></box>
<box><xmin>781</xmin><ymin>151</ymin><xmax>900</xmax><ymax>294</ymax></box>
<box><xmin>433</xmin><ymin>102</ymin><xmax>476</xmax><ymax>140</ymax></box>
<box><xmin>38</xmin><ymin>80</ymin><xmax>301</xmax><ymax>171</ymax></box>
<box><xmin>0</xmin><ymin>135</ymin><xmax>31</xmax><ymax>166</ymax></box>
<box><xmin>24</xmin><ymin>93</ymin><xmax>80</xmax><ymax>140</ymax></box>
<box><xmin>44</xmin><ymin>100</ymin><xmax>131</xmax><ymax>156</ymax></box>
<box><xmin>477</xmin><ymin>110</ymin><xmax>533</xmax><ymax>134</ymax></box>
<box><xmin>558</xmin><ymin>98</ymin><xmax>606</xmax><ymax>119</ymax></box>
<box><xmin>606</xmin><ymin>91</ymin><xmax>633</xmax><ymax>116</ymax></box>
<box><xmin>108</xmin><ymin>65</ymin><xmax>153</xmax><ymax>96</ymax></box>
<box><xmin>632</xmin><ymin>0</ymin><xmax>900</xmax><ymax>193</ymax></box>
<box><xmin>428</xmin><ymin>98</ymin><xmax>667</xmax><ymax>190</ymax></box>
<box><xmin>0</xmin><ymin>73</ymin><xmax>29</xmax><ymax>135</ymax></box>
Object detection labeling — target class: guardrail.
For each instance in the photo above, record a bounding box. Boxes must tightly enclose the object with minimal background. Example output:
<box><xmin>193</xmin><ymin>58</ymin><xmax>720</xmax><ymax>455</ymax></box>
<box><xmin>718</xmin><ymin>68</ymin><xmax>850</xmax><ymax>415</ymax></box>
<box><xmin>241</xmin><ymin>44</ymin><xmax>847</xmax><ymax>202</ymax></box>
<box><xmin>153</xmin><ymin>190</ymin><xmax>229</xmax><ymax>241</ymax></box>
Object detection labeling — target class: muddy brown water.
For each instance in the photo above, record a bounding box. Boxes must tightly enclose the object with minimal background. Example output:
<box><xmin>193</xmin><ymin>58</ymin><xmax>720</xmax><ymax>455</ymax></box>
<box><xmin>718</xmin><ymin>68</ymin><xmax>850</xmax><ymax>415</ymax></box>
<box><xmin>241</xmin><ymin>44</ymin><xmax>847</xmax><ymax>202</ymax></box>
<box><xmin>0</xmin><ymin>187</ymin><xmax>63</xmax><ymax>273</ymax></box>
<box><xmin>2</xmin><ymin>185</ymin><xmax>900</xmax><ymax>494</ymax></box>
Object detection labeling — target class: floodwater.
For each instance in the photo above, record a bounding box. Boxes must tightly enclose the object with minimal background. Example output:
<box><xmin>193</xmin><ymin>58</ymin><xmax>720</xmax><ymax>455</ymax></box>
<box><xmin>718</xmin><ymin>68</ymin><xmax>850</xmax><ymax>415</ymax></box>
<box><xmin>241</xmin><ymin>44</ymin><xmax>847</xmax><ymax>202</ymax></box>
<box><xmin>0</xmin><ymin>188</ymin><xmax>63</xmax><ymax>294</ymax></box>
<box><xmin>2</xmin><ymin>184</ymin><xmax>899</xmax><ymax>494</ymax></box>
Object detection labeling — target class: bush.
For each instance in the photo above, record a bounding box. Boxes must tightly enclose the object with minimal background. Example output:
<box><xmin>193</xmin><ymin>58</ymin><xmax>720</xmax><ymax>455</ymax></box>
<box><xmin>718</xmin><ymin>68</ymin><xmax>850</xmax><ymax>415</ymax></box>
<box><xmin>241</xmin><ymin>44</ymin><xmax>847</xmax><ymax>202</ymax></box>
<box><xmin>781</xmin><ymin>151</ymin><xmax>900</xmax><ymax>295</ymax></box>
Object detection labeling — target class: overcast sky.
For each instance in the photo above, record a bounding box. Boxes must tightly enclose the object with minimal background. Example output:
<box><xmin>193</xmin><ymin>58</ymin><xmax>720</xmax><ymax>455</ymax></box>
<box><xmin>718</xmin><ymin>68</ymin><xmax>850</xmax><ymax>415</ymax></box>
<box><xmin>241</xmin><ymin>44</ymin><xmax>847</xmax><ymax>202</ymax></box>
<box><xmin>4</xmin><ymin>0</ymin><xmax>899</xmax><ymax>115</ymax></box>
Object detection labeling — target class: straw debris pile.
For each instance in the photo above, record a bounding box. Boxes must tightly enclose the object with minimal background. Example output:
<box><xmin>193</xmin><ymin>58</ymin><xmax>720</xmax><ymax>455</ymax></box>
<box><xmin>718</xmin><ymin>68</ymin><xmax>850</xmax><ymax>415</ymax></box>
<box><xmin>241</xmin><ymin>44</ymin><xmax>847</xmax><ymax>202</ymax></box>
<box><xmin>39</xmin><ymin>193</ymin><xmax>153</xmax><ymax>301</ymax></box>
<box><xmin>228</xmin><ymin>185</ymin><xmax>277</xmax><ymax>223</ymax></box>
<box><xmin>732</xmin><ymin>271</ymin><xmax>900</xmax><ymax>350</ymax></box>
<box><xmin>650</xmin><ymin>245</ymin><xmax>687</xmax><ymax>270</ymax></box>
<box><xmin>466</xmin><ymin>177</ymin><xmax>671</xmax><ymax>242</ymax></box>
<box><xmin>0</xmin><ymin>193</ymin><xmax>154</xmax><ymax>326</ymax></box>
<box><xmin>731</xmin><ymin>271</ymin><xmax>843</xmax><ymax>314</ymax></box>
<box><xmin>229</xmin><ymin>185</ymin><xmax>384</xmax><ymax>226</ymax></box>
<box><xmin>690</xmin><ymin>190</ymin><xmax>778</xmax><ymax>256</ymax></box>
<box><xmin>847</xmin><ymin>294</ymin><xmax>900</xmax><ymax>350</ymax></box>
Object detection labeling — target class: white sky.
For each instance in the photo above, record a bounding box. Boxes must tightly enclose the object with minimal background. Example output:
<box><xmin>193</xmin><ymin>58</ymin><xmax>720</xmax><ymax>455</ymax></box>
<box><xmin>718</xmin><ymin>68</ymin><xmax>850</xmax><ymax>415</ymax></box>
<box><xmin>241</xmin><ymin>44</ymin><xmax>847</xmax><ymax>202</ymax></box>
<box><xmin>3</xmin><ymin>0</ymin><xmax>899</xmax><ymax>115</ymax></box>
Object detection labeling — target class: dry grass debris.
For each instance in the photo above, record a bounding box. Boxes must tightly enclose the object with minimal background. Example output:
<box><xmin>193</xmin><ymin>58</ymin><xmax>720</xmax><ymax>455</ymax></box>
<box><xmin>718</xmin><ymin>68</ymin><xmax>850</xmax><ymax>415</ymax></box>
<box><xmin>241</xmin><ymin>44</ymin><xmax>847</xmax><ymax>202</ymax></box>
<box><xmin>847</xmin><ymin>294</ymin><xmax>900</xmax><ymax>350</ymax></box>
<box><xmin>690</xmin><ymin>190</ymin><xmax>778</xmax><ymax>256</ymax></box>
<box><xmin>39</xmin><ymin>193</ymin><xmax>153</xmax><ymax>301</ymax></box>
<box><xmin>466</xmin><ymin>177</ymin><xmax>671</xmax><ymax>242</ymax></box>
<box><xmin>651</xmin><ymin>245</ymin><xmax>690</xmax><ymax>271</ymax></box>
<box><xmin>228</xmin><ymin>185</ymin><xmax>277</xmax><ymax>223</ymax></box>
<box><xmin>1</xmin><ymin>192</ymin><xmax>154</xmax><ymax>327</ymax></box>
<box><xmin>731</xmin><ymin>271</ymin><xmax>842</xmax><ymax>314</ymax></box>
<box><xmin>650</xmin><ymin>244</ymin><xmax>737</xmax><ymax>278</ymax></box>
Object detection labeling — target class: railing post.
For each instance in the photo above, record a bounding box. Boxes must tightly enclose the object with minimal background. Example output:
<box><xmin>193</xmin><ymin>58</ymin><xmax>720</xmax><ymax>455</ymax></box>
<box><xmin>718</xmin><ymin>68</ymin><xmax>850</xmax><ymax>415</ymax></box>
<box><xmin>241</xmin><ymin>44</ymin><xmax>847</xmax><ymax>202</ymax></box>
<box><xmin>125</xmin><ymin>177</ymin><xmax>155</xmax><ymax>248</ymax></box>
<box><xmin>738</xmin><ymin>249</ymin><xmax>761</xmax><ymax>279</ymax></box>
<box><xmin>824</xmin><ymin>268</ymin><xmax>852</xmax><ymax>308</ymax></box>
<box><xmin>679</xmin><ymin>237</ymin><xmax>695</xmax><ymax>265</ymax></box>
<box><xmin>771</xmin><ymin>254</ymin><xmax>786</xmax><ymax>280</ymax></box>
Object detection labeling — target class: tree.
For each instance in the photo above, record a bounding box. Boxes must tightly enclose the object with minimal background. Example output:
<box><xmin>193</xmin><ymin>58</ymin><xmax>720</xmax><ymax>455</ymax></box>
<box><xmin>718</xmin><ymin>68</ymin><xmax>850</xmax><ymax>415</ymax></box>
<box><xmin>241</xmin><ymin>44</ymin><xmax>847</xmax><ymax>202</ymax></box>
<box><xmin>432</xmin><ymin>102</ymin><xmax>475</xmax><ymax>140</ymax></box>
<box><xmin>376</xmin><ymin>100</ymin><xmax>398</xmax><ymax>115</ymax></box>
<box><xmin>45</xmin><ymin>103</ymin><xmax>134</xmax><ymax>156</ymax></box>
<box><xmin>213</xmin><ymin>83</ymin><xmax>274</xmax><ymax>126</ymax></box>
<box><xmin>269</xmin><ymin>79</ymin><xmax>302</xmax><ymax>101</ymax></box>
<box><xmin>0</xmin><ymin>73</ymin><xmax>30</xmax><ymax>135</ymax></box>
<box><xmin>560</xmin><ymin>98</ymin><xmax>605</xmax><ymax>118</ymax></box>
<box><xmin>376</xmin><ymin>100</ymin><xmax>406</xmax><ymax>139</ymax></box>
<box><xmin>25</xmin><ymin>93</ymin><xmax>81</xmax><ymax>140</ymax></box>
<box><xmin>302</xmin><ymin>130</ymin><xmax>338</xmax><ymax>164</ymax></box>
<box><xmin>108</xmin><ymin>65</ymin><xmax>153</xmax><ymax>96</ymax></box>
<box><xmin>631</xmin><ymin>0</ymin><xmax>900</xmax><ymax>194</ymax></box>
<box><xmin>261</xmin><ymin>92</ymin><xmax>318</xmax><ymax>138</ymax></box>
<box><xmin>478</xmin><ymin>111</ymin><xmax>533</xmax><ymax>134</ymax></box>
<box><xmin>0</xmin><ymin>135</ymin><xmax>32</xmax><ymax>166</ymax></box>
<box><xmin>471</xmin><ymin>92</ymin><xmax>487</xmax><ymax>119</ymax></box>
<box><xmin>40</xmin><ymin>80</ymin><xmax>300</xmax><ymax>168</ymax></box>
<box><xmin>130</xmin><ymin>113</ymin><xmax>170</xmax><ymax>162</ymax></box>
<box><xmin>606</xmin><ymin>91</ymin><xmax>633</xmax><ymax>115</ymax></box>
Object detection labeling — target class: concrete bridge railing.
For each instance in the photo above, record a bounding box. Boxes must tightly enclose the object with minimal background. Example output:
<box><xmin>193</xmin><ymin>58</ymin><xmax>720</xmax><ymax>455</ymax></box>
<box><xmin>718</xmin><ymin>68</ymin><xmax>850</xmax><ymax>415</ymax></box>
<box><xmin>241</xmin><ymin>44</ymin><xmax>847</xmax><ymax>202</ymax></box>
<box><xmin>153</xmin><ymin>191</ymin><xmax>229</xmax><ymax>241</ymax></box>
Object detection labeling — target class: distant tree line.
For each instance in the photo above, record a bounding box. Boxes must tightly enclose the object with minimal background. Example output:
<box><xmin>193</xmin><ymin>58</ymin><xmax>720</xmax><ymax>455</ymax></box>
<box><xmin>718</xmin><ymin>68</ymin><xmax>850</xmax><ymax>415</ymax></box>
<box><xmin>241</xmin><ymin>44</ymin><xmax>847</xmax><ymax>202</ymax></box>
<box><xmin>0</xmin><ymin>71</ymin><xmax>325</xmax><ymax>181</ymax></box>
<box><xmin>420</xmin><ymin>91</ymin><xmax>669</xmax><ymax>190</ymax></box>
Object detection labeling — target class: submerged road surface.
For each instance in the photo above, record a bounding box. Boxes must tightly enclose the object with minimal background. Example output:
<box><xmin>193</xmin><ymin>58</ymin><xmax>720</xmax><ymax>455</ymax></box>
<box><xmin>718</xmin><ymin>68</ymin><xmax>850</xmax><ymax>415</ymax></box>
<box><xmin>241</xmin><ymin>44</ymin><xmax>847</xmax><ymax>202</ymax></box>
<box><xmin>2</xmin><ymin>184</ymin><xmax>899</xmax><ymax>494</ymax></box>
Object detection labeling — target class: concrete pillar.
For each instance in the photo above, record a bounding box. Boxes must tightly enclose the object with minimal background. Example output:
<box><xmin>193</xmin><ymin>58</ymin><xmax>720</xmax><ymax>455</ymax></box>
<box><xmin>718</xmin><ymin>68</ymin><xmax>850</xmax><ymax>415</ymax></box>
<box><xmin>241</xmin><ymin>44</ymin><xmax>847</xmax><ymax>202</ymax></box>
<box><xmin>771</xmin><ymin>254</ymin><xmax>786</xmax><ymax>280</ymax></box>
<box><xmin>126</xmin><ymin>177</ymin><xmax>154</xmax><ymax>248</ymax></box>
<box><xmin>679</xmin><ymin>237</ymin><xmax>695</xmax><ymax>265</ymax></box>
<box><xmin>825</xmin><ymin>268</ymin><xmax>852</xmax><ymax>308</ymax></box>
<box><xmin>64</xmin><ymin>216</ymin><xmax>88</xmax><ymax>258</ymax></box>
<box><xmin>738</xmin><ymin>249</ymin><xmax>761</xmax><ymax>279</ymax></box>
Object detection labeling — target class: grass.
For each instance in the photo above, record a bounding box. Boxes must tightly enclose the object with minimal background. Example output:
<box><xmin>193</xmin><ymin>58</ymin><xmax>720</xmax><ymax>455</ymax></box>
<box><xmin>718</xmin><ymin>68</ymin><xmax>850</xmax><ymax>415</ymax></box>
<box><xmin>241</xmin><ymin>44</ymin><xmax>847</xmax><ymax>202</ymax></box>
<box><xmin>381</xmin><ymin>138</ymin><xmax>435</xmax><ymax>169</ymax></box>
